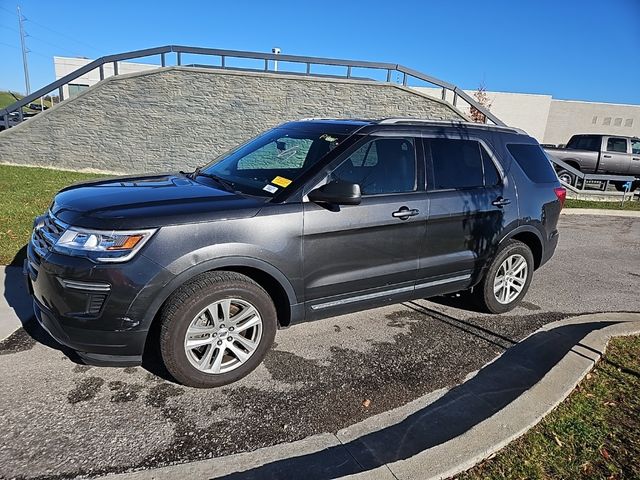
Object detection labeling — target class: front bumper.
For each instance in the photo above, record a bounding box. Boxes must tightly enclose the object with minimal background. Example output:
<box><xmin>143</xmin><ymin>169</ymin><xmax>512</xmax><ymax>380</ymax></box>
<box><xmin>24</xmin><ymin>239</ymin><xmax>172</xmax><ymax>366</ymax></box>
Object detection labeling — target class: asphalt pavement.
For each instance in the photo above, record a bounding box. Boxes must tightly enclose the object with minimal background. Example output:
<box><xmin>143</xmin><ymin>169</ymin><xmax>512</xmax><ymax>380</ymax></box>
<box><xmin>0</xmin><ymin>215</ymin><xmax>638</xmax><ymax>479</ymax></box>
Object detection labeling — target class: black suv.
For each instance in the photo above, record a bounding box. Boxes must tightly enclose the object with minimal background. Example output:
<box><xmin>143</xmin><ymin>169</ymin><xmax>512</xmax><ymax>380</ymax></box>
<box><xmin>24</xmin><ymin>119</ymin><xmax>565</xmax><ymax>387</ymax></box>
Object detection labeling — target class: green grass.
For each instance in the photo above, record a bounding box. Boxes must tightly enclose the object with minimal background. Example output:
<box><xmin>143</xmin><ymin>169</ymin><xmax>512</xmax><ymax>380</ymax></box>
<box><xmin>0</xmin><ymin>90</ymin><xmax>53</xmax><ymax>111</ymax></box>
<box><xmin>565</xmin><ymin>199</ymin><xmax>640</xmax><ymax>211</ymax></box>
<box><xmin>456</xmin><ymin>335</ymin><xmax>640</xmax><ymax>479</ymax></box>
<box><xmin>0</xmin><ymin>164</ymin><xmax>103</xmax><ymax>265</ymax></box>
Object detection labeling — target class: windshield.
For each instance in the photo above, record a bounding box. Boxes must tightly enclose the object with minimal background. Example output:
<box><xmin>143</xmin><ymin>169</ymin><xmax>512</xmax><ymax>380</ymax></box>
<box><xmin>198</xmin><ymin>127</ymin><xmax>348</xmax><ymax>196</ymax></box>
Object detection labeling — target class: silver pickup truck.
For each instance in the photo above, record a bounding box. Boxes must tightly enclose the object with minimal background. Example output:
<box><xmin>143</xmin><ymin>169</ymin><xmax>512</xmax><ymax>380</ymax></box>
<box><xmin>544</xmin><ymin>134</ymin><xmax>640</xmax><ymax>191</ymax></box>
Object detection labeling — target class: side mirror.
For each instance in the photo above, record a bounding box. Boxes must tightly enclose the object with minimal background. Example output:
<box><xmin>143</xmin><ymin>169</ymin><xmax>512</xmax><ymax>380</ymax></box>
<box><xmin>308</xmin><ymin>181</ymin><xmax>362</xmax><ymax>206</ymax></box>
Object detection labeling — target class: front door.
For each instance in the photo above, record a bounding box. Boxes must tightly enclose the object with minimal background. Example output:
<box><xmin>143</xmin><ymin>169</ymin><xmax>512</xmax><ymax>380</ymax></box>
<box><xmin>302</xmin><ymin>136</ymin><xmax>426</xmax><ymax>316</ymax></box>
<box><xmin>419</xmin><ymin>138</ymin><xmax>514</xmax><ymax>292</ymax></box>
<box><xmin>630</xmin><ymin>139</ymin><xmax>640</xmax><ymax>176</ymax></box>
<box><xmin>600</xmin><ymin>137</ymin><xmax>630</xmax><ymax>174</ymax></box>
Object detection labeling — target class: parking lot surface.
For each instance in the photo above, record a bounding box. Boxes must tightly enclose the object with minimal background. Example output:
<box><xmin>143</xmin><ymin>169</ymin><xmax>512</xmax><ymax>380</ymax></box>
<box><xmin>1</xmin><ymin>215</ymin><xmax>639</xmax><ymax>479</ymax></box>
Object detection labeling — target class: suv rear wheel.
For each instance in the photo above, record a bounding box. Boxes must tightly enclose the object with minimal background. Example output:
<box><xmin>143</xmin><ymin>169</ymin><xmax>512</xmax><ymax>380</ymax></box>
<box><xmin>159</xmin><ymin>271</ymin><xmax>277</xmax><ymax>388</ymax></box>
<box><xmin>473</xmin><ymin>240</ymin><xmax>534</xmax><ymax>314</ymax></box>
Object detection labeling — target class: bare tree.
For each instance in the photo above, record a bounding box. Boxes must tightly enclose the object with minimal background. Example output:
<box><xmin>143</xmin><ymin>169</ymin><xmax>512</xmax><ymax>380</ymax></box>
<box><xmin>469</xmin><ymin>83</ymin><xmax>493</xmax><ymax>123</ymax></box>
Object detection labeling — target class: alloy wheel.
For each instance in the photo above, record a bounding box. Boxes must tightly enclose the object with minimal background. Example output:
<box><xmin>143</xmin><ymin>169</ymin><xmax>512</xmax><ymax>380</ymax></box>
<box><xmin>184</xmin><ymin>298</ymin><xmax>263</xmax><ymax>374</ymax></box>
<box><xmin>493</xmin><ymin>254</ymin><xmax>528</xmax><ymax>304</ymax></box>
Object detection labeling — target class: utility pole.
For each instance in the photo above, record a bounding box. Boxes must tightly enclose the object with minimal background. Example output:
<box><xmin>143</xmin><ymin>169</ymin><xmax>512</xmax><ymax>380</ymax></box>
<box><xmin>17</xmin><ymin>5</ymin><xmax>31</xmax><ymax>95</ymax></box>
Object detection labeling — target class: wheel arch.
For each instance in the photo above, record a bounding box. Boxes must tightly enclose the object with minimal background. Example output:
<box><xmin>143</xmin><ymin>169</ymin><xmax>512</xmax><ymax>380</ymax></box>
<box><xmin>140</xmin><ymin>256</ymin><xmax>300</xmax><ymax>337</ymax></box>
<box><xmin>500</xmin><ymin>226</ymin><xmax>544</xmax><ymax>269</ymax></box>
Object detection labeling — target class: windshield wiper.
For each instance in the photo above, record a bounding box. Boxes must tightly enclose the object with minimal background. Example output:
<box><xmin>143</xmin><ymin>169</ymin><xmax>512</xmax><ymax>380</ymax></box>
<box><xmin>192</xmin><ymin>169</ymin><xmax>237</xmax><ymax>192</ymax></box>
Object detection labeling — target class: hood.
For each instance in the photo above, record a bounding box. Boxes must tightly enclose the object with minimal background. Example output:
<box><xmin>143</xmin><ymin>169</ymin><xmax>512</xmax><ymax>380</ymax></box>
<box><xmin>51</xmin><ymin>173</ymin><xmax>266</xmax><ymax>229</ymax></box>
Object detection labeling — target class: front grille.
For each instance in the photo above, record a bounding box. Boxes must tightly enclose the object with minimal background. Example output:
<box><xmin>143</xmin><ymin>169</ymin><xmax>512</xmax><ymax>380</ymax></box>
<box><xmin>32</xmin><ymin>212</ymin><xmax>67</xmax><ymax>257</ymax></box>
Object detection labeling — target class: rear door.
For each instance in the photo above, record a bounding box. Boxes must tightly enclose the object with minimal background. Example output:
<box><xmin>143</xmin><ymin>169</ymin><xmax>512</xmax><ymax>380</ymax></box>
<box><xmin>418</xmin><ymin>137</ymin><xmax>515</xmax><ymax>292</ymax></box>
<box><xmin>600</xmin><ymin>137</ymin><xmax>630</xmax><ymax>174</ymax></box>
<box><xmin>302</xmin><ymin>135</ymin><xmax>427</xmax><ymax>316</ymax></box>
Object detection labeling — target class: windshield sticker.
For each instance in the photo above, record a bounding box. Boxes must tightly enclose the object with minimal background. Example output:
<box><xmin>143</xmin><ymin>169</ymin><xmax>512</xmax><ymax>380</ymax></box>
<box><xmin>263</xmin><ymin>184</ymin><xmax>278</xmax><ymax>194</ymax></box>
<box><xmin>271</xmin><ymin>176</ymin><xmax>292</xmax><ymax>188</ymax></box>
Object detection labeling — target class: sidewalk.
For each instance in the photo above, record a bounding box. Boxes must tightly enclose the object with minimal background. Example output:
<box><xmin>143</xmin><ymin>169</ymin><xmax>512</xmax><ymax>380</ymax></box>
<box><xmin>96</xmin><ymin>312</ymin><xmax>640</xmax><ymax>480</ymax></box>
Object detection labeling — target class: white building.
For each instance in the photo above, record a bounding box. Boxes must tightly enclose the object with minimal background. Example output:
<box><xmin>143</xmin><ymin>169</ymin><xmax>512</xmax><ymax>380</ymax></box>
<box><xmin>414</xmin><ymin>87</ymin><xmax>640</xmax><ymax>145</ymax></box>
<box><xmin>54</xmin><ymin>56</ymin><xmax>640</xmax><ymax>145</ymax></box>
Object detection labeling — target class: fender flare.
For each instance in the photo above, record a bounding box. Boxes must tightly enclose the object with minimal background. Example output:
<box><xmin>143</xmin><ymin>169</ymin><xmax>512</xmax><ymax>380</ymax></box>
<box><xmin>498</xmin><ymin>224</ymin><xmax>545</xmax><ymax>266</ymax></box>
<box><xmin>137</xmin><ymin>255</ymin><xmax>298</xmax><ymax>329</ymax></box>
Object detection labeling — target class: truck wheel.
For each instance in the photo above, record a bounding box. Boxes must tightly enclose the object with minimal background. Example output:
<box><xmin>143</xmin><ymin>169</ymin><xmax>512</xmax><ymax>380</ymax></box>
<box><xmin>556</xmin><ymin>169</ymin><xmax>575</xmax><ymax>185</ymax></box>
<box><xmin>159</xmin><ymin>271</ymin><xmax>277</xmax><ymax>388</ymax></box>
<box><xmin>472</xmin><ymin>240</ymin><xmax>534</xmax><ymax>314</ymax></box>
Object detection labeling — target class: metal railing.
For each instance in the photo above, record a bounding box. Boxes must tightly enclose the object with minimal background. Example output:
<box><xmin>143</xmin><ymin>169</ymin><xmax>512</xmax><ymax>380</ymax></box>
<box><xmin>0</xmin><ymin>45</ymin><xmax>504</xmax><ymax>129</ymax></box>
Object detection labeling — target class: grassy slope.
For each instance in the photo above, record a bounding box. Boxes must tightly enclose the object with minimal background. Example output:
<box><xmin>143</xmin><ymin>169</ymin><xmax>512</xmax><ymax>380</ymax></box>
<box><xmin>0</xmin><ymin>90</ymin><xmax>53</xmax><ymax>110</ymax></box>
<box><xmin>0</xmin><ymin>164</ymin><xmax>102</xmax><ymax>265</ymax></box>
<box><xmin>456</xmin><ymin>335</ymin><xmax>640</xmax><ymax>479</ymax></box>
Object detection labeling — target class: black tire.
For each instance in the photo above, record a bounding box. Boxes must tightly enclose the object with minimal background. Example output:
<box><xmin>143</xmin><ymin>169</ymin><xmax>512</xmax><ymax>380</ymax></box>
<box><xmin>556</xmin><ymin>169</ymin><xmax>575</xmax><ymax>185</ymax></box>
<box><xmin>472</xmin><ymin>240</ymin><xmax>534</xmax><ymax>314</ymax></box>
<box><xmin>159</xmin><ymin>271</ymin><xmax>277</xmax><ymax>388</ymax></box>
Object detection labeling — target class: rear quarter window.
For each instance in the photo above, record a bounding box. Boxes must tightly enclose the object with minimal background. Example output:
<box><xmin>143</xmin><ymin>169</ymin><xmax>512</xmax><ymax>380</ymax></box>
<box><xmin>507</xmin><ymin>144</ymin><xmax>558</xmax><ymax>183</ymax></box>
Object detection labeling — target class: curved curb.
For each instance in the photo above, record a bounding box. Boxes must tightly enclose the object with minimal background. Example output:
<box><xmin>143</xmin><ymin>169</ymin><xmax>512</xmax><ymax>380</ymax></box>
<box><xmin>562</xmin><ymin>208</ymin><xmax>640</xmax><ymax>217</ymax></box>
<box><xmin>95</xmin><ymin>312</ymin><xmax>640</xmax><ymax>480</ymax></box>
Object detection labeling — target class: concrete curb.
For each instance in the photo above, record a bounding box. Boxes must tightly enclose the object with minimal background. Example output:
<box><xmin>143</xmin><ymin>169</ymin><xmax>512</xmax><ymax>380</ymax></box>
<box><xmin>562</xmin><ymin>208</ymin><xmax>640</xmax><ymax>217</ymax></box>
<box><xmin>92</xmin><ymin>312</ymin><xmax>640</xmax><ymax>480</ymax></box>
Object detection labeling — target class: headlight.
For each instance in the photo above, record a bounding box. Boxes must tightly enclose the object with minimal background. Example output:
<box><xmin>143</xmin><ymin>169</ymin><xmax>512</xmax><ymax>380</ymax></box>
<box><xmin>54</xmin><ymin>227</ymin><xmax>157</xmax><ymax>262</ymax></box>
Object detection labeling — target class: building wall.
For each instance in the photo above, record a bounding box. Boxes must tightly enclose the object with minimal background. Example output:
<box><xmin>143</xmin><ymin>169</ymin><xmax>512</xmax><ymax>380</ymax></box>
<box><xmin>413</xmin><ymin>87</ymin><xmax>553</xmax><ymax>141</ymax></box>
<box><xmin>414</xmin><ymin>86</ymin><xmax>640</xmax><ymax>145</ymax></box>
<box><xmin>0</xmin><ymin>67</ymin><xmax>464</xmax><ymax>174</ymax></box>
<box><xmin>543</xmin><ymin>100</ymin><xmax>640</xmax><ymax>145</ymax></box>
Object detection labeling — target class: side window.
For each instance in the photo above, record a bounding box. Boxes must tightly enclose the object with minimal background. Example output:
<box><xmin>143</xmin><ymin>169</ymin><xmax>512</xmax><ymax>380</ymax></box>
<box><xmin>632</xmin><ymin>140</ymin><xmax>640</xmax><ymax>155</ymax></box>
<box><xmin>606</xmin><ymin>137</ymin><xmax>628</xmax><ymax>153</ymax></box>
<box><xmin>481</xmin><ymin>146</ymin><xmax>501</xmax><ymax>186</ymax></box>
<box><xmin>331</xmin><ymin>137</ymin><xmax>416</xmax><ymax>195</ymax></box>
<box><xmin>429</xmin><ymin>139</ymin><xmax>484</xmax><ymax>190</ymax></box>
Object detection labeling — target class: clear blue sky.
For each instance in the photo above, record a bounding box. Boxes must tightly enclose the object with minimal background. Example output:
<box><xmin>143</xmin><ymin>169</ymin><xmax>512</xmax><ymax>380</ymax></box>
<box><xmin>1</xmin><ymin>0</ymin><xmax>639</xmax><ymax>104</ymax></box>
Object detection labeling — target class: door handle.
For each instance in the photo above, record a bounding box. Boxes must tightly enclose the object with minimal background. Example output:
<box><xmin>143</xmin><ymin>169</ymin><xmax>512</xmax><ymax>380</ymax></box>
<box><xmin>491</xmin><ymin>197</ymin><xmax>511</xmax><ymax>208</ymax></box>
<box><xmin>392</xmin><ymin>207</ymin><xmax>419</xmax><ymax>220</ymax></box>
<box><xmin>603</xmin><ymin>154</ymin><xmax>612</xmax><ymax>158</ymax></box>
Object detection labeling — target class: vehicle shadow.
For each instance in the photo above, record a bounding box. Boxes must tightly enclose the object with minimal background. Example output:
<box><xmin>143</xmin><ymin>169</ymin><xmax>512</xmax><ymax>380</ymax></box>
<box><xmin>214</xmin><ymin>320</ymin><xmax>615</xmax><ymax>480</ymax></box>
<box><xmin>3</xmin><ymin>245</ymin><xmax>35</xmax><ymax>329</ymax></box>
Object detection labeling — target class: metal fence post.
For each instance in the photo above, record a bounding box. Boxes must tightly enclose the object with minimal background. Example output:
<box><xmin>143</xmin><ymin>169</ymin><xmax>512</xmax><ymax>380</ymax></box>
<box><xmin>306</xmin><ymin>63</ymin><xmax>311</xmax><ymax>74</ymax></box>
<box><xmin>402</xmin><ymin>72</ymin><xmax>407</xmax><ymax>86</ymax></box>
<box><xmin>346</xmin><ymin>66</ymin><xmax>351</xmax><ymax>78</ymax></box>
<box><xmin>441</xmin><ymin>88</ymin><xmax>446</xmax><ymax>100</ymax></box>
<box><xmin>386</xmin><ymin>69</ymin><xmax>392</xmax><ymax>82</ymax></box>
<box><xmin>58</xmin><ymin>86</ymin><xmax>64</xmax><ymax>102</ymax></box>
<box><xmin>453</xmin><ymin>91</ymin><xmax>458</xmax><ymax>107</ymax></box>
<box><xmin>264</xmin><ymin>59</ymin><xmax>269</xmax><ymax>71</ymax></box>
<box><xmin>113</xmin><ymin>61</ymin><xmax>119</xmax><ymax>76</ymax></box>
<box><xmin>99</xmin><ymin>64</ymin><xmax>104</xmax><ymax>81</ymax></box>
<box><xmin>161</xmin><ymin>53</ymin><xmax>166</xmax><ymax>67</ymax></box>
<box><xmin>221</xmin><ymin>56</ymin><xmax>225</xmax><ymax>68</ymax></box>
<box><xmin>177</xmin><ymin>52</ymin><xmax>181</xmax><ymax>66</ymax></box>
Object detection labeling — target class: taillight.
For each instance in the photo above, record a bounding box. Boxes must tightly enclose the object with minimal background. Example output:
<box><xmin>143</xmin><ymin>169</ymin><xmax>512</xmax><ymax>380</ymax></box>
<box><xmin>554</xmin><ymin>187</ymin><xmax>567</xmax><ymax>209</ymax></box>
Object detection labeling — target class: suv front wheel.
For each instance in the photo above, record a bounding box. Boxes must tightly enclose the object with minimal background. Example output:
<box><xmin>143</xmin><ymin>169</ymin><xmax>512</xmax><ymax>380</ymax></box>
<box><xmin>159</xmin><ymin>271</ymin><xmax>277</xmax><ymax>388</ymax></box>
<box><xmin>473</xmin><ymin>239</ymin><xmax>534</xmax><ymax>314</ymax></box>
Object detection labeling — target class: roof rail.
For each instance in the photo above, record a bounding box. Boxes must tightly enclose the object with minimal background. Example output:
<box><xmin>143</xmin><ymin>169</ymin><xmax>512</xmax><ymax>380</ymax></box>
<box><xmin>376</xmin><ymin>118</ymin><xmax>525</xmax><ymax>134</ymax></box>
<box><xmin>0</xmin><ymin>45</ymin><xmax>505</xmax><ymax>129</ymax></box>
